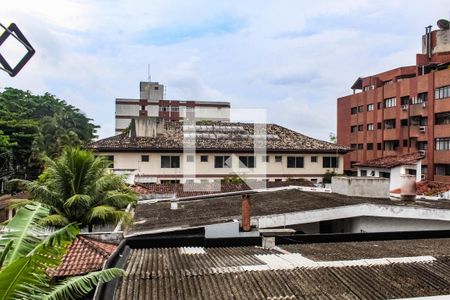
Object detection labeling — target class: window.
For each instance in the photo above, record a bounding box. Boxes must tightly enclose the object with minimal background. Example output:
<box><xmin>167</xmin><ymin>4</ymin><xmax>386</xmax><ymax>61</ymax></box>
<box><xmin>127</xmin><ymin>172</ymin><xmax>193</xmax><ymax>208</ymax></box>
<box><xmin>384</xmin><ymin>119</ymin><xmax>396</xmax><ymax>129</ymax></box>
<box><xmin>367</xmin><ymin>143</ymin><xmax>373</xmax><ymax>150</ymax></box>
<box><xmin>141</xmin><ymin>155</ymin><xmax>149</xmax><ymax>162</ymax></box>
<box><xmin>357</xmin><ymin>105</ymin><xmax>364</xmax><ymax>113</ymax></box>
<box><xmin>215</xmin><ymin>156</ymin><xmax>232</xmax><ymax>168</ymax></box>
<box><xmin>159</xmin><ymin>106</ymin><xmax>169</xmax><ymax>112</ymax></box>
<box><xmin>351</xmin><ymin>125</ymin><xmax>358</xmax><ymax>133</ymax></box>
<box><xmin>239</xmin><ymin>156</ymin><xmax>255</xmax><ymax>168</ymax></box>
<box><xmin>186</xmin><ymin>155</ymin><xmax>194</xmax><ymax>162</ymax></box>
<box><xmin>161</xmin><ymin>156</ymin><xmax>180</xmax><ymax>168</ymax></box>
<box><xmin>287</xmin><ymin>156</ymin><xmax>304</xmax><ymax>168</ymax></box>
<box><xmin>401</xmin><ymin>119</ymin><xmax>408</xmax><ymax>127</ymax></box>
<box><xmin>170</xmin><ymin>106</ymin><xmax>179</xmax><ymax>112</ymax></box>
<box><xmin>200</xmin><ymin>155</ymin><xmax>208</xmax><ymax>162</ymax></box>
<box><xmin>311</xmin><ymin>156</ymin><xmax>318</xmax><ymax>163</ymax></box>
<box><xmin>435</xmin><ymin>85</ymin><xmax>450</xmax><ymax>99</ymax></box>
<box><xmin>367</xmin><ymin>104</ymin><xmax>374</xmax><ymax>111</ymax></box>
<box><xmin>418</xmin><ymin>141</ymin><xmax>427</xmax><ymax>150</ymax></box>
<box><xmin>383</xmin><ymin>80</ymin><xmax>393</xmax><ymax>86</ymax></box>
<box><xmin>383</xmin><ymin>97</ymin><xmax>396</xmax><ymax>108</ymax></box>
<box><xmin>351</xmin><ymin>107</ymin><xmax>358</xmax><ymax>114</ymax></box>
<box><xmin>400</xmin><ymin>96</ymin><xmax>410</xmax><ymax>105</ymax></box>
<box><xmin>357</xmin><ymin>144</ymin><xmax>363</xmax><ymax>150</ymax></box>
<box><xmin>350</xmin><ymin>144</ymin><xmax>357</xmax><ymax>149</ymax></box>
<box><xmin>377</xmin><ymin>143</ymin><xmax>382</xmax><ymax>150</ymax></box>
<box><xmin>377</xmin><ymin>102</ymin><xmax>382</xmax><ymax>109</ymax></box>
<box><xmin>410</xmin><ymin>116</ymin><xmax>427</xmax><ymax>126</ymax></box>
<box><xmin>436</xmin><ymin>164</ymin><xmax>450</xmax><ymax>176</ymax></box>
<box><xmin>411</xmin><ymin>92</ymin><xmax>428</xmax><ymax>104</ymax></box>
<box><xmin>185</xmin><ymin>179</ymin><xmax>194</xmax><ymax>184</ymax></box>
<box><xmin>141</xmin><ymin>105</ymin><xmax>146</xmax><ymax>110</ymax></box>
<box><xmin>358</xmin><ymin>124</ymin><xmax>364</xmax><ymax>131</ymax></box>
<box><xmin>436</xmin><ymin>112</ymin><xmax>450</xmax><ymax>125</ymax></box>
<box><xmin>436</xmin><ymin>138</ymin><xmax>450</xmax><ymax>150</ymax></box>
<box><xmin>275</xmin><ymin>156</ymin><xmax>282</xmax><ymax>162</ymax></box>
<box><xmin>384</xmin><ymin>140</ymin><xmax>399</xmax><ymax>151</ymax></box>
<box><xmin>161</xmin><ymin>180</ymin><xmax>180</xmax><ymax>184</ymax></box>
<box><xmin>104</xmin><ymin>155</ymin><xmax>114</xmax><ymax>168</ymax></box>
<box><xmin>403</xmin><ymin>139</ymin><xmax>408</xmax><ymax>147</ymax></box>
<box><xmin>367</xmin><ymin>123</ymin><xmax>374</xmax><ymax>131</ymax></box>
<box><xmin>323</xmin><ymin>157</ymin><xmax>338</xmax><ymax>168</ymax></box>
<box><xmin>360</xmin><ymin>170</ymin><xmax>367</xmax><ymax>176</ymax></box>
<box><xmin>377</xmin><ymin>122</ymin><xmax>382</xmax><ymax>130</ymax></box>
<box><xmin>262</xmin><ymin>155</ymin><xmax>269</xmax><ymax>162</ymax></box>
<box><xmin>380</xmin><ymin>172</ymin><xmax>391</xmax><ymax>179</ymax></box>
<box><xmin>154</xmin><ymin>86</ymin><xmax>159</xmax><ymax>90</ymax></box>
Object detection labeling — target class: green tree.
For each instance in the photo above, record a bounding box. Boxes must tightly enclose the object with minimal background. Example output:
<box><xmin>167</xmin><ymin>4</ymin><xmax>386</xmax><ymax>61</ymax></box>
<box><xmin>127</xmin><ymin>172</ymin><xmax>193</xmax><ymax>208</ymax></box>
<box><xmin>0</xmin><ymin>88</ymin><xmax>98</xmax><ymax>178</ymax></box>
<box><xmin>0</xmin><ymin>203</ymin><xmax>124</xmax><ymax>300</ymax></box>
<box><xmin>11</xmin><ymin>148</ymin><xmax>136</xmax><ymax>232</ymax></box>
<box><xmin>0</xmin><ymin>130</ymin><xmax>15</xmax><ymax>153</ymax></box>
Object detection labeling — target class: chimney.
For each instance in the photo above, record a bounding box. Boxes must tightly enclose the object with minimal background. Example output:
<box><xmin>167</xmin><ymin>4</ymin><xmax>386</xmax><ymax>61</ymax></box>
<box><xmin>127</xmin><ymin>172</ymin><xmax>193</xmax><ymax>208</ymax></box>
<box><xmin>400</xmin><ymin>174</ymin><xmax>416</xmax><ymax>202</ymax></box>
<box><xmin>241</xmin><ymin>194</ymin><xmax>251</xmax><ymax>232</ymax></box>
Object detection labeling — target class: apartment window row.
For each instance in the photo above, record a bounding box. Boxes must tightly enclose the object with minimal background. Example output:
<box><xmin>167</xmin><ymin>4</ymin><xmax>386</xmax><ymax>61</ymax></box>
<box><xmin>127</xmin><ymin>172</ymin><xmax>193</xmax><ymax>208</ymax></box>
<box><xmin>436</xmin><ymin>164</ymin><xmax>450</xmax><ymax>176</ymax></box>
<box><xmin>383</xmin><ymin>97</ymin><xmax>396</xmax><ymax>108</ymax></box>
<box><xmin>435</xmin><ymin>85</ymin><xmax>450</xmax><ymax>100</ymax></box>
<box><xmin>159</xmin><ymin>106</ymin><xmax>180</xmax><ymax>112</ymax></box>
<box><xmin>351</xmin><ymin>105</ymin><xmax>364</xmax><ymax>114</ymax></box>
<box><xmin>436</xmin><ymin>138</ymin><xmax>450</xmax><ymax>151</ymax></box>
<box><xmin>436</xmin><ymin>112</ymin><xmax>450</xmax><ymax>125</ymax></box>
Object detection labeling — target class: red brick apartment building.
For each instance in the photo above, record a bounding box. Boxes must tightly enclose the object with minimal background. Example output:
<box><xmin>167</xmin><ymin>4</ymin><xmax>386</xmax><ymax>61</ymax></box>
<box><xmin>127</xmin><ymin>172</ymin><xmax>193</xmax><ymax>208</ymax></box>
<box><xmin>337</xmin><ymin>23</ymin><xmax>450</xmax><ymax>182</ymax></box>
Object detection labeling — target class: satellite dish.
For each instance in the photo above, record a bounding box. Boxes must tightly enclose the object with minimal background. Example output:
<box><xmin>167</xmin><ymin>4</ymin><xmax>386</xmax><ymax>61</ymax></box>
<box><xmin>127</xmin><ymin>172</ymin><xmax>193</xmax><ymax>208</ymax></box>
<box><xmin>437</xmin><ymin>19</ymin><xmax>450</xmax><ymax>30</ymax></box>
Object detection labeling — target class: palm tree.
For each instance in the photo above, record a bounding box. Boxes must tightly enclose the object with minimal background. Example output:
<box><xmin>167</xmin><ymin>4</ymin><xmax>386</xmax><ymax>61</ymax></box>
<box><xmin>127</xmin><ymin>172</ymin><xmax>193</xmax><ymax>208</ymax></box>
<box><xmin>11</xmin><ymin>147</ymin><xmax>136</xmax><ymax>232</ymax></box>
<box><xmin>0</xmin><ymin>203</ymin><xmax>124</xmax><ymax>300</ymax></box>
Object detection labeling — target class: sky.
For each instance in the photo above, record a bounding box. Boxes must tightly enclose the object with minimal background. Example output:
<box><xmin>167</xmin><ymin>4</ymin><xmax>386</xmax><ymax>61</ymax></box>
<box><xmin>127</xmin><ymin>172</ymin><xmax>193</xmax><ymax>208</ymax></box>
<box><xmin>0</xmin><ymin>1</ymin><xmax>449</xmax><ymax>140</ymax></box>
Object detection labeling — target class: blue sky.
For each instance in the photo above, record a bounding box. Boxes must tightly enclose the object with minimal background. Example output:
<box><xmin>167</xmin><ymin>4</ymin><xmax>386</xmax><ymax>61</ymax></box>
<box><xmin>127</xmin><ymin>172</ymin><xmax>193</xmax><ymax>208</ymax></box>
<box><xmin>0</xmin><ymin>0</ymin><xmax>449</xmax><ymax>140</ymax></box>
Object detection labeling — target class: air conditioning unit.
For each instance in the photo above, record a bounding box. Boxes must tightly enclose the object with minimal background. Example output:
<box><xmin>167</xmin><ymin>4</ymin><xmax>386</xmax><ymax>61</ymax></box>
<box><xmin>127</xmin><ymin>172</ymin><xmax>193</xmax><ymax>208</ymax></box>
<box><xmin>401</xmin><ymin>104</ymin><xmax>408</xmax><ymax>111</ymax></box>
<box><xmin>419</xmin><ymin>126</ymin><xmax>426</xmax><ymax>133</ymax></box>
<box><xmin>422</xmin><ymin>102</ymin><xmax>427</xmax><ymax>108</ymax></box>
<box><xmin>418</xmin><ymin>150</ymin><xmax>426</xmax><ymax>156</ymax></box>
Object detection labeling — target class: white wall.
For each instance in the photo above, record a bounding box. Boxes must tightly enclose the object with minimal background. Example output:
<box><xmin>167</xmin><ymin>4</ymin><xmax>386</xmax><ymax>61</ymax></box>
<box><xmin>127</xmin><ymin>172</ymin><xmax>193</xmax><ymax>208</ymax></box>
<box><xmin>351</xmin><ymin>216</ymin><xmax>450</xmax><ymax>233</ymax></box>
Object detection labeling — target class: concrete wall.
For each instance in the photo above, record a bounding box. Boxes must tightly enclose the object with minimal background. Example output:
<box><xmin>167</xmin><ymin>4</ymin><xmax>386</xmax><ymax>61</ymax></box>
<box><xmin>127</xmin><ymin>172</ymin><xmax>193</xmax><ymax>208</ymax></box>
<box><xmin>357</xmin><ymin>162</ymin><xmax>421</xmax><ymax>191</ymax></box>
<box><xmin>101</xmin><ymin>152</ymin><xmax>344</xmax><ymax>183</ymax></box>
<box><xmin>351</xmin><ymin>216</ymin><xmax>450</xmax><ymax>233</ymax></box>
<box><xmin>331</xmin><ymin>176</ymin><xmax>390</xmax><ymax>198</ymax></box>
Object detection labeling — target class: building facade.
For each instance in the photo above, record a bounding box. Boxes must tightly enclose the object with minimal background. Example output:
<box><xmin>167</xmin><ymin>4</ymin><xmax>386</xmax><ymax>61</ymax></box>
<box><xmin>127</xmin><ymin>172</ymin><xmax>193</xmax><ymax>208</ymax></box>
<box><xmin>337</xmin><ymin>24</ymin><xmax>450</xmax><ymax>182</ymax></box>
<box><xmin>91</xmin><ymin>118</ymin><xmax>349</xmax><ymax>184</ymax></box>
<box><xmin>115</xmin><ymin>82</ymin><xmax>230</xmax><ymax>134</ymax></box>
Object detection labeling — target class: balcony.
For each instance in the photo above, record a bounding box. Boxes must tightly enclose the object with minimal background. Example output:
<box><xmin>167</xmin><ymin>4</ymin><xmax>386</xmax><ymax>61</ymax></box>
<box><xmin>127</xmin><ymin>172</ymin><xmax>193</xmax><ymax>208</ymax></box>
<box><xmin>435</xmin><ymin>151</ymin><xmax>450</xmax><ymax>164</ymax></box>
<box><xmin>410</xmin><ymin>126</ymin><xmax>427</xmax><ymax>138</ymax></box>
<box><xmin>435</xmin><ymin>99</ymin><xmax>450</xmax><ymax>114</ymax></box>
<box><xmin>383</xmin><ymin>107</ymin><xmax>397</xmax><ymax>119</ymax></box>
<box><xmin>435</xmin><ymin>124</ymin><xmax>450</xmax><ymax>138</ymax></box>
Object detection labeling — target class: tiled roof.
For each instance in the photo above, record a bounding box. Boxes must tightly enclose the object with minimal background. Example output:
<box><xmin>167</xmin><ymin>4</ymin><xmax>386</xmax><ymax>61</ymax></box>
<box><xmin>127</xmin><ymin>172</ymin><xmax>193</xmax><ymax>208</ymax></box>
<box><xmin>130</xmin><ymin>188</ymin><xmax>450</xmax><ymax>234</ymax></box>
<box><xmin>50</xmin><ymin>236</ymin><xmax>117</xmax><ymax>277</ymax></box>
<box><xmin>89</xmin><ymin>121</ymin><xmax>349</xmax><ymax>153</ymax></box>
<box><xmin>416</xmin><ymin>180</ymin><xmax>450</xmax><ymax>196</ymax></box>
<box><xmin>133</xmin><ymin>180</ymin><xmax>314</xmax><ymax>198</ymax></box>
<box><xmin>355</xmin><ymin>152</ymin><xmax>423</xmax><ymax>169</ymax></box>
<box><xmin>114</xmin><ymin>241</ymin><xmax>450</xmax><ymax>299</ymax></box>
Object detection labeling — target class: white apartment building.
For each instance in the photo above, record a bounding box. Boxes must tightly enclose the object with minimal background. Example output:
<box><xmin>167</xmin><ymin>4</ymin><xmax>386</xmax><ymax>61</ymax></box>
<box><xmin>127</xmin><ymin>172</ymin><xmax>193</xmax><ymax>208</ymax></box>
<box><xmin>90</xmin><ymin>118</ymin><xmax>349</xmax><ymax>184</ymax></box>
<box><xmin>115</xmin><ymin>82</ymin><xmax>230</xmax><ymax>134</ymax></box>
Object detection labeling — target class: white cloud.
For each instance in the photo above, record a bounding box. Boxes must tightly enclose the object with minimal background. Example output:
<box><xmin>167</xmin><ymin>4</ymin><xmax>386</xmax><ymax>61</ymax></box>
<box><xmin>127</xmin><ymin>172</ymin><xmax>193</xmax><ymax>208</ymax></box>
<box><xmin>0</xmin><ymin>0</ymin><xmax>448</xmax><ymax>141</ymax></box>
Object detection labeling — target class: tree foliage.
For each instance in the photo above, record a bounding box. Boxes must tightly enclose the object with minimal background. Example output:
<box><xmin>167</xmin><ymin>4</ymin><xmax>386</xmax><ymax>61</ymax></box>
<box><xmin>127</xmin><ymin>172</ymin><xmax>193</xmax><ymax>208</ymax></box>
<box><xmin>12</xmin><ymin>148</ymin><xmax>137</xmax><ymax>231</ymax></box>
<box><xmin>0</xmin><ymin>203</ymin><xmax>124</xmax><ymax>300</ymax></box>
<box><xmin>0</xmin><ymin>88</ymin><xmax>98</xmax><ymax>179</ymax></box>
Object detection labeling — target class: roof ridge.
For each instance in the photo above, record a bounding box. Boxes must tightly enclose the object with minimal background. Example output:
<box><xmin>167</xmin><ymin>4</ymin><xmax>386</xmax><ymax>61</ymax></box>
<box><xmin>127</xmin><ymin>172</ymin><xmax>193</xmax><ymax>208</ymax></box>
<box><xmin>78</xmin><ymin>236</ymin><xmax>115</xmax><ymax>258</ymax></box>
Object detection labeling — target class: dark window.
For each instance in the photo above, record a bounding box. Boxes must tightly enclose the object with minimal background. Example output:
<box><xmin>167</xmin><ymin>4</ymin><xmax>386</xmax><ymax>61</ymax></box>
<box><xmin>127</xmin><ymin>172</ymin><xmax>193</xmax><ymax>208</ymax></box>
<box><xmin>436</xmin><ymin>112</ymin><xmax>450</xmax><ymax>125</ymax></box>
<box><xmin>435</xmin><ymin>85</ymin><xmax>450</xmax><ymax>99</ymax></box>
<box><xmin>154</xmin><ymin>86</ymin><xmax>159</xmax><ymax>90</ymax></box>
<box><xmin>350</xmin><ymin>144</ymin><xmax>357</xmax><ymax>149</ymax></box>
<box><xmin>377</xmin><ymin>122</ymin><xmax>382</xmax><ymax>129</ymax></box>
<box><xmin>360</xmin><ymin>170</ymin><xmax>367</xmax><ymax>176</ymax></box>
<box><xmin>384</xmin><ymin>119</ymin><xmax>396</xmax><ymax>129</ymax></box>
<box><xmin>215</xmin><ymin>156</ymin><xmax>232</xmax><ymax>168</ymax></box>
<box><xmin>377</xmin><ymin>143</ymin><xmax>382</xmax><ymax>150</ymax></box>
<box><xmin>351</xmin><ymin>107</ymin><xmax>358</xmax><ymax>114</ymax></box>
<box><xmin>262</xmin><ymin>155</ymin><xmax>269</xmax><ymax>162</ymax></box>
<box><xmin>418</xmin><ymin>141</ymin><xmax>427</xmax><ymax>150</ymax></box>
<box><xmin>357</xmin><ymin>144</ymin><xmax>364</xmax><ymax>150</ymax></box>
<box><xmin>436</xmin><ymin>164</ymin><xmax>450</xmax><ymax>176</ymax></box>
<box><xmin>287</xmin><ymin>156</ymin><xmax>304</xmax><ymax>168</ymax></box>
<box><xmin>401</xmin><ymin>119</ymin><xmax>408</xmax><ymax>127</ymax></box>
<box><xmin>141</xmin><ymin>105</ymin><xmax>145</xmax><ymax>110</ymax></box>
<box><xmin>403</xmin><ymin>139</ymin><xmax>408</xmax><ymax>147</ymax></box>
<box><xmin>141</xmin><ymin>155</ymin><xmax>149</xmax><ymax>162</ymax></box>
<box><xmin>384</xmin><ymin>140</ymin><xmax>399</xmax><ymax>151</ymax></box>
<box><xmin>400</xmin><ymin>96</ymin><xmax>410</xmax><ymax>105</ymax></box>
<box><xmin>323</xmin><ymin>157</ymin><xmax>338</xmax><ymax>168</ymax></box>
<box><xmin>311</xmin><ymin>156</ymin><xmax>318</xmax><ymax>163</ymax></box>
<box><xmin>351</xmin><ymin>126</ymin><xmax>358</xmax><ymax>133</ymax></box>
<box><xmin>377</xmin><ymin>102</ymin><xmax>382</xmax><ymax>109</ymax></box>
<box><xmin>367</xmin><ymin>143</ymin><xmax>373</xmax><ymax>150</ymax></box>
<box><xmin>380</xmin><ymin>172</ymin><xmax>391</xmax><ymax>178</ymax></box>
<box><xmin>186</xmin><ymin>155</ymin><xmax>194</xmax><ymax>162</ymax></box>
<box><xmin>275</xmin><ymin>156</ymin><xmax>282</xmax><ymax>162</ymax></box>
<box><xmin>104</xmin><ymin>155</ymin><xmax>114</xmax><ymax>168</ymax></box>
<box><xmin>200</xmin><ymin>155</ymin><xmax>208</xmax><ymax>162</ymax></box>
<box><xmin>161</xmin><ymin>156</ymin><xmax>180</xmax><ymax>168</ymax></box>
<box><xmin>358</xmin><ymin>125</ymin><xmax>364</xmax><ymax>131</ymax></box>
<box><xmin>239</xmin><ymin>156</ymin><xmax>255</xmax><ymax>168</ymax></box>
<box><xmin>357</xmin><ymin>105</ymin><xmax>364</xmax><ymax>113</ymax></box>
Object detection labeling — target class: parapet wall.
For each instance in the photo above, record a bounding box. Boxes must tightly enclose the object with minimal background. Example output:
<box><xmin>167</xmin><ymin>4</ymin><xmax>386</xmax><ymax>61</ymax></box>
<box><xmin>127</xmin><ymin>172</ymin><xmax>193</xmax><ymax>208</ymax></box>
<box><xmin>331</xmin><ymin>176</ymin><xmax>390</xmax><ymax>198</ymax></box>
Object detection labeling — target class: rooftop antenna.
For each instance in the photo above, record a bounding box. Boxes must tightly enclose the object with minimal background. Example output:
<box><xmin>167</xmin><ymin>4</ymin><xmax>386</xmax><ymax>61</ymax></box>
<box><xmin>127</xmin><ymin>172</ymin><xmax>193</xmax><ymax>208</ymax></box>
<box><xmin>147</xmin><ymin>64</ymin><xmax>151</xmax><ymax>82</ymax></box>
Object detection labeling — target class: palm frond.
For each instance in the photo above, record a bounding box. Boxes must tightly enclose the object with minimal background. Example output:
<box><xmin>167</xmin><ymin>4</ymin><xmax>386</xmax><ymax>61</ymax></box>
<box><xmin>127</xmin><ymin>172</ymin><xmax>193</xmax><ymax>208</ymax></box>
<box><xmin>88</xmin><ymin>205</ymin><xmax>132</xmax><ymax>226</ymax></box>
<box><xmin>42</xmin><ymin>268</ymin><xmax>124</xmax><ymax>300</ymax></box>
<box><xmin>0</xmin><ymin>203</ymin><xmax>49</xmax><ymax>266</ymax></box>
<box><xmin>0</xmin><ymin>240</ymin><xmax>13</xmax><ymax>270</ymax></box>
<box><xmin>38</xmin><ymin>214</ymin><xmax>70</xmax><ymax>228</ymax></box>
<box><xmin>103</xmin><ymin>191</ymin><xmax>137</xmax><ymax>208</ymax></box>
<box><xmin>7</xmin><ymin>198</ymin><xmax>34</xmax><ymax>210</ymax></box>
